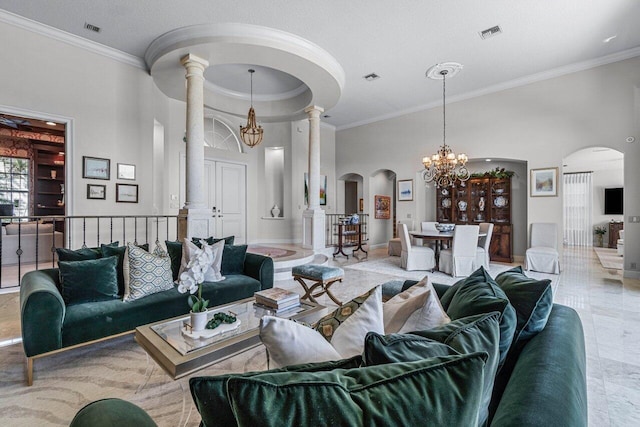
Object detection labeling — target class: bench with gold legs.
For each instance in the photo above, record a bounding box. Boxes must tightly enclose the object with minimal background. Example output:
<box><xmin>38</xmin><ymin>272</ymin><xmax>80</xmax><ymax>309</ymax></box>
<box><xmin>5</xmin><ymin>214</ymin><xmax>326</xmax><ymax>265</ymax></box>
<box><xmin>292</xmin><ymin>265</ymin><xmax>344</xmax><ymax>306</ymax></box>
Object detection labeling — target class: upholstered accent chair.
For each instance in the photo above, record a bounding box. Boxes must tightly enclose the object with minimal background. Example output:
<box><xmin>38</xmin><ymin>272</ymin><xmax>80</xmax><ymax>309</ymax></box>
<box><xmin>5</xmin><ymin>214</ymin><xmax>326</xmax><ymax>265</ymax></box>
<box><xmin>439</xmin><ymin>225</ymin><xmax>480</xmax><ymax>277</ymax></box>
<box><xmin>617</xmin><ymin>230</ymin><xmax>624</xmax><ymax>256</ymax></box>
<box><xmin>525</xmin><ymin>223</ymin><xmax>560</xmax><ymax>274</ymax></box>
<box><xmin>399</xmin><ymin>223</ymin><xmax>435</xmax><ymax>271</ymax></box>
<box><xmin>475</xmin><ymin>222</ymin><xmax>494</xmax><ymax>270</ymax></box>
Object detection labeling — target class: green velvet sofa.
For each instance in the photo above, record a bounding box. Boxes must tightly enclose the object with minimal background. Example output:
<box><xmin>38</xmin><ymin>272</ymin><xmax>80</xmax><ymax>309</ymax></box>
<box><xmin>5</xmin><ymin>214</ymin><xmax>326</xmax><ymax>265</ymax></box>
<box><xmin>20</xmin><ymin>251</ymin><xmax>273</xmax><ymax>385</ymax></box>
<box><xmin>69</xmin><ymin>273</ymin><xmax>587</xmax><ymax>427</ymax></box>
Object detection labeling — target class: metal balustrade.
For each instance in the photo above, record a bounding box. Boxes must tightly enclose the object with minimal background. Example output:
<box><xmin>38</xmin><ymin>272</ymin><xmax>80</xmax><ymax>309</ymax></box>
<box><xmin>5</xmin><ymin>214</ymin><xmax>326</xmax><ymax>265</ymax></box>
<box><xmin>0</xmin><ymin>215</ymin><xmax>180</xmax><ymax>289</ymax></box>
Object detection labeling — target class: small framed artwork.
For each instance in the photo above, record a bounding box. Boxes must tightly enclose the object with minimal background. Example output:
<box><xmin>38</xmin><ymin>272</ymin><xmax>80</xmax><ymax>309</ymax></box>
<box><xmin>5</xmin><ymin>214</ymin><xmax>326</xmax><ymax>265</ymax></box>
<box><xmin>83</xmin><ymin>156</ymin><xmax>110</xmax><ymax>180</ymax></box>
<box><xmin>359</xmin><ymin>198</ymin><xmax>364</xmax><ymax>212</ymax></box>
<box><xmin>398</xmin><ymin>179</ymin><xmax>414</xmax><ymax>201</ymax></box>
<box><xmin>116</xmin><ymin>183</ymin><xmax>138</xmax><ymax>203</ymax></box>
<box><xmin>304</xmin><ymin>173</ymin><xmax>328</xmax><ymax>206</ymax></box>
<box><xmin>87</xmin><ymin>184</ymin><xmax>106</xmax><ymax>200</ymax></box>
<box><xmin>117</xmin><ymin>163</ymin><xmax>136</xmax><ymax>180</ymax></box>
<box><xmin>374</xmin><ymin>195</ymin><xmax>391</xmax><ymax>219</ymax></box>
<box><xmin>530</xmin><ymin>167</ymin><xmax>558</xmax><ymax>197</ymax></box>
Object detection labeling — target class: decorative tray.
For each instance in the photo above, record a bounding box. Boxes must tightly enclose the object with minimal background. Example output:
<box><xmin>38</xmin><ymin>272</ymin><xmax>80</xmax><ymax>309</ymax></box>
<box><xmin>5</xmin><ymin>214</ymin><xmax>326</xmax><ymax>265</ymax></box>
<box><xmin>182</xmin><ymin>319</ymin><xmax>242</xmax><ymax>340</ymax></box>
<box><xmin>494</xmin><ymin>196</ymin><xmax>508</xmax><ymax>208</ymax></box>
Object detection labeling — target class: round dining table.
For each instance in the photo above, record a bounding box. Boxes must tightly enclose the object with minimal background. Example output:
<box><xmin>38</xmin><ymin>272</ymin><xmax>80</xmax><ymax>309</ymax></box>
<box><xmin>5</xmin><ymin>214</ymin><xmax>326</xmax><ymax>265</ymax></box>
<box><xmin>409</xmin><ymin>229</ymin><xmax>487</xmax><ymax>270</ymax></box>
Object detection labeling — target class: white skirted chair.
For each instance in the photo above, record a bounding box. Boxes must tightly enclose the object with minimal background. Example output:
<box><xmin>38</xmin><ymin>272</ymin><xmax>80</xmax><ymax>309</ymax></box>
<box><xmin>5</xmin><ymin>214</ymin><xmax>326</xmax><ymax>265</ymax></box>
<box><xmin>475</xmin><ymin>222</ymin><xmax>494</xmax><ymax>270</ymax></box>
<box><xmin>388</xmin><ymin>220</ymin><xmax>414</xmax><ymax>256</ymax></box>
<box><xmin>399</xmin><ymin>223</ymin><xmax>435</xmax><ymax>271</ymax></box>
<box><xmin>525</xmin><ymin>223</ymin><xmax>560</xmax><ymax>274</ymax></box>
<box><xmin>617</xmin><ymin>230</ymin><xmax>624</xmax><ymax>256</ymax></box>
<box><xmin>415</xmin><ymin>221</ymin><xmax>439</xmax><ymax>247</ymax></box>
<box><xmin>439</xmin><ymin>225</ymin><xmax>480</xmax><ymax>277</ymax></box>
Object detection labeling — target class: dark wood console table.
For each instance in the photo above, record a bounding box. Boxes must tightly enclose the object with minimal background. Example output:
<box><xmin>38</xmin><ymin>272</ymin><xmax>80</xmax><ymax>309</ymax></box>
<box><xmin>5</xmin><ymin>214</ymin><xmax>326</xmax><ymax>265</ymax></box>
<box><xmin>333</xmin><ymin>223</ymin><xmax>367</xmax><ymax>259</ymax></box>
<box><xmin>609</xmin><ymin>222</ymin><xmax>623</xmax><ymax>248</ymax></box>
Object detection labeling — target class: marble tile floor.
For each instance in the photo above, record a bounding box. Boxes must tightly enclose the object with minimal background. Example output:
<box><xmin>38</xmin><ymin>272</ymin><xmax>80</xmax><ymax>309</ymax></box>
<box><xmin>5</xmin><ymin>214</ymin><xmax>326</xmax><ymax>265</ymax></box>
<box><xmin>0</xmin><ymin>245</ymin><xmax>638</xmax><ymax>426</ymax></box>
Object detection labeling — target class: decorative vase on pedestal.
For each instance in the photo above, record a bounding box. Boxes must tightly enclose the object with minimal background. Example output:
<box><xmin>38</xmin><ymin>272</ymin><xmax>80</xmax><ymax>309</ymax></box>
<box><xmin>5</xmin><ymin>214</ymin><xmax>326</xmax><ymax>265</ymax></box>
<box><xmin>190</xmin><ymin>310</ymin><xmax>208</xmax><ymax>332</ymax></box>
<box><xmin>271</xmin><ymin>204</ymin><xmax>280</xmax><ymax>218</ymax></box>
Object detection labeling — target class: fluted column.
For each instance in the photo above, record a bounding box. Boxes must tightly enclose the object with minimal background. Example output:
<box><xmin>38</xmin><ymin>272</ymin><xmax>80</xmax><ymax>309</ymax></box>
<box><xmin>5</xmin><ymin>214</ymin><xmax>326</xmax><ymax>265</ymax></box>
<box><xmin>178</xmin><ymin>54</ymin><xmax>211</xmax><ymax>240</ymax></box>
<box><xmin>302</xmin><ymin>105</ymin><xmax>326</xmax><ymax>250</ymax></box>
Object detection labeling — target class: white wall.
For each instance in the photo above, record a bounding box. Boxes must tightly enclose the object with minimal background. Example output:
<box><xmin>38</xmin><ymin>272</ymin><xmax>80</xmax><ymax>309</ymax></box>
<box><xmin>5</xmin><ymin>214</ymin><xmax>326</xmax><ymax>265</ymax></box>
<box><xmin>337</xmin><ymin>56</ymin><xmax>640</xmax><ymax>277</ymax></box>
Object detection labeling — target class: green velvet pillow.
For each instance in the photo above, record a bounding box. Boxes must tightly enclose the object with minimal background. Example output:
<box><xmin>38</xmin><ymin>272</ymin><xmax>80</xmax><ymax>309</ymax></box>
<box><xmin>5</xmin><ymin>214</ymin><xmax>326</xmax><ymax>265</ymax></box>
<box><xmin>56</xmin><ymin>247</ymin><xmax>101</xmax><ymax>262</ymax></box>
<box><xmin>437</xmin><ymin>277</ymin><xmax>466</xmax><ymax>311</ymax></box>
<box><xmin>101</xmin><ymin>243</ymin><xmax>149</xmax><ymax>296</ymax></box>
<box><xmin>59</xmin><ymin>256</ymin><xmax>119</xmax><ymax>305</ymax></box>
<box><xmin>221</xmin><ymin>244</ymin><xmax>248</xmax><ymax>275</ymax></box>
<box><xmin>164</xmin><ymin>240</ymin><xmax>183</xmax><ymax>281</ymax></box>
<box><xmin>366</xmin><ymin>312</ymin><xmax>501</xmax><ymax>427</ymax></box>
<box><xmin>190</xmin><ymin>356</ymin><xmax>363</xmax><ymax>427</ymax></box>
<box><xmin>495</xmin><ymin>266</ymin><xmax>553</xmax><ymax>343</ymax></box>
<box><xmin>226</xmin><ymin>354</ymin><xmax>487</xmax><ymax>427</ymax></box>
<box><xmin>445</xmin><ymin>267</ymin><xmax>516</xmax><ymax>366</ymax></box>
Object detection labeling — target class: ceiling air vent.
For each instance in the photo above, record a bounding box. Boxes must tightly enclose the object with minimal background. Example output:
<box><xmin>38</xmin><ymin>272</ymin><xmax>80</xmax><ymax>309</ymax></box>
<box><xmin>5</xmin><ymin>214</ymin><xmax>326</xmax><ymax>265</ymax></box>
<box><xmin>84</xmin><ymin>22</ymin><xmax>101</xmax><ymax>33</ymax></box>
<box><xmin>479</xmin><ymin>25</ymin><xmax>502</xmax><ymax>40</ymax></box>
<box><xmin>363</xmin><ymin>73</ymin><xmax>380</xmax><ymax>81</ymax></box>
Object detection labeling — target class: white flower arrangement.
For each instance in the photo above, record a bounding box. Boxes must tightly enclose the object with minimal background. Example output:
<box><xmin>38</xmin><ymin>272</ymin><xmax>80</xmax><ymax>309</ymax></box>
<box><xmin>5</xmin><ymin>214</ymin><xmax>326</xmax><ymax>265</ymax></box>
<box><xmin>178</xmin><ymin>243</ymin><xmax>216</xmax><ymax>313</ymax></box>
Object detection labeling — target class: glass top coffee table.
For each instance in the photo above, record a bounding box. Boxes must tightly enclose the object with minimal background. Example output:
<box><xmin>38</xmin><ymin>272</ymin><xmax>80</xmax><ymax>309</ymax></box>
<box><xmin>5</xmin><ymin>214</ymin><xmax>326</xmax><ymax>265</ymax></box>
<box><xmin>134</xmin><ymin>297</ymin><xmax>324</xmax><ymax>379</ymax></box>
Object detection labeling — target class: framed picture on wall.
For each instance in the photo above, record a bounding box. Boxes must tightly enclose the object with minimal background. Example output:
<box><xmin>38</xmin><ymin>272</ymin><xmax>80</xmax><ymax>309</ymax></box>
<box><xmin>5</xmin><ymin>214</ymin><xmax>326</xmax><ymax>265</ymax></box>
<box><xmin>117</xmin><ymin>163</ymin><xmax>136</xmax><ymax>180</ymax></box>
<box><xmin>87</xmin><ymin>184</ymin><xmax>106</xmax><ymax>200</ymax></box>
<box><xmin>304</xmin><ymin>173</ymin><xmax>328</xmax><ymax>206</ymax></box>
<box><xmin>82</xmin><ymin>156</ymin><xmax>110</xmax><ymax>180</ymax></box>
<box><xmin>530</xmin><ymin>167</ymin><xmax>558</xmax><ymax>197</ymax></box>
<box><xmin>359</xmin><ymin>198</ymin><xmax>364</xmax><ymax>212</ymax></box>
<box><xmin>374</xmin><ymin>195</ymin><xmax>391</xmax><ymax>219</ymax></box>
<box><xmin>116</xmin><ymin>183</ymin><xmax>138</xmax><ymax>203</ymax></box>
<box><xmin>398</xmin><ymin>179</ymin><xmax>413</xmax><ymax>201</ymax></box>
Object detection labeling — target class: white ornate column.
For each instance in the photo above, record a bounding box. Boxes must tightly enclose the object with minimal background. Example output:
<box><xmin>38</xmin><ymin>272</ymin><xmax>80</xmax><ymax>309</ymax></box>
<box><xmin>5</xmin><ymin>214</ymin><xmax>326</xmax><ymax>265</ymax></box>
<box><xmin>302</xmin><ymin>105</ymin><xmax>326</xmax><ymax>250</ymax></box>
<box><xmin>178</xmin><ymin>54</ymin><xmax>211</xmax><ymax>240</ymax></box>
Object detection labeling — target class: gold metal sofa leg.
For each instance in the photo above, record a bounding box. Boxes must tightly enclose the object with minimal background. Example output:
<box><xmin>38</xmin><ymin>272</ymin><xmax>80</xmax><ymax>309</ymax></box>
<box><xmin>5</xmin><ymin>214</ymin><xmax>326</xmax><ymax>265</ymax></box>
<box><xmin>27</xmin><ymin>357</ymin><xmax>33</xmax><ymax>386</ymax></box>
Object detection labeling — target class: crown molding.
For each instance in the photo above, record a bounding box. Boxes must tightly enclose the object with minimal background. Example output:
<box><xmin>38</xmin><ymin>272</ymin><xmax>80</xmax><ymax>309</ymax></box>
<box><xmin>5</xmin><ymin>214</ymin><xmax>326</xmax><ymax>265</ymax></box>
<box><xmin>337</xmin><ymin>46</ymin><xmax>640</xmax><ymax>131</ymax></box>
<box><xmin>0</xmin><ymin>10</ymin><xmax>146</xmax><ymax>70</ymax></box>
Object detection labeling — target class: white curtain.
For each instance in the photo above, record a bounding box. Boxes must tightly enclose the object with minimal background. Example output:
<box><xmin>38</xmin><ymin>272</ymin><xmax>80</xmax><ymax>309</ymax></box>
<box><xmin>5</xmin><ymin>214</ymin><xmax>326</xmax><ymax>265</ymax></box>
<box><xmin>563</xmin><ymin>172</ymin><xmax>593</xmax><ymax>246</ymax></box>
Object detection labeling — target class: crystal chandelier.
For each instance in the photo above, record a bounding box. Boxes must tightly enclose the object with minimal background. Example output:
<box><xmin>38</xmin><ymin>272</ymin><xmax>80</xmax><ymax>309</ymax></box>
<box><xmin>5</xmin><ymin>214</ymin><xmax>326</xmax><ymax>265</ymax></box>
<box><xmin>422</xmin><ymin>66</ymin><xmax>469</xmax><ymax>188</ymax></box>
<box><xmin>240</xmin><ymin>69</ymin><xmax>263</xmax><ymax>148</ymax></box>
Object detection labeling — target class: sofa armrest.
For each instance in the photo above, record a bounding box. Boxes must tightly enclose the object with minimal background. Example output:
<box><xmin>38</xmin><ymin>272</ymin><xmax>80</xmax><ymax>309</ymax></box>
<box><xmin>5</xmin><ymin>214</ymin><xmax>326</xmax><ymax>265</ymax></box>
<box><xmin>243</xmin><ymin>253</ymin><xmax>274</xmax><ymax>290</ymax></box>
<box><xmin>20</xmin><ymin>269</ymin><xmax>65</xmax><ymax>357</ymax></box>
<box><xmin>490</xmin><ymin>304</ymin><xmax>587</xmax><ymax>427</ymax></box>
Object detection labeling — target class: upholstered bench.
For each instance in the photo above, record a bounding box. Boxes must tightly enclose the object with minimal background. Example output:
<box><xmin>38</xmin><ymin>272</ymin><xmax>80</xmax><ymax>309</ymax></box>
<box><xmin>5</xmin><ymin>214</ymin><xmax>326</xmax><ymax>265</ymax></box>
<box><xmin>292</xmin><ymin>265</ymin><xmax>344</xmax><ymax>305</ymax></box>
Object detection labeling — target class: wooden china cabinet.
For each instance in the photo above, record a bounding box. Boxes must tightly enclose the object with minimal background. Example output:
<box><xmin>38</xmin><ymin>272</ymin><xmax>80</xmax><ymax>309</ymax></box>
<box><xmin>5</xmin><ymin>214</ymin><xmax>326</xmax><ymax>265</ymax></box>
<box><xmin>436</xmin><ymin>176</ymin><xmax>513</xmax><ymax>262</ymax></box>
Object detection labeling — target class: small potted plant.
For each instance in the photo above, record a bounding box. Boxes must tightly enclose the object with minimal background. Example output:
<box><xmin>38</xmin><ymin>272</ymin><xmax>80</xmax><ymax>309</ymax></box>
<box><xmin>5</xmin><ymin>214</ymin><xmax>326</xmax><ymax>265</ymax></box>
<box><xmin>178</xmin><ymin>244</ymin><xmax>215</xmax><ymax>331</ymax></box>
<box><xmin>594</xmin><ymin>226</ymin><xmax>606</xmax><ymax>247</ymax></box>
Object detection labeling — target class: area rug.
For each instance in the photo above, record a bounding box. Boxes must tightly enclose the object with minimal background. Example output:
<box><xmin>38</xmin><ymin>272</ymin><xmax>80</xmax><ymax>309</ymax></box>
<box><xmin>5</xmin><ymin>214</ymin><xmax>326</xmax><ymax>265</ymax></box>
<box><xmin>0</xmin><ymin>336</ymin><xmax>267</xmax><ymax>427</ymax></box>
<box><xmin>247</xmin><ymin>245</ymin><xmax>296</xmax><ymax>259</ymax></box>
<box><xmin>593</xmin><ymin>247</ymin><xmax>623</xmax><ymax>270</ymax></box>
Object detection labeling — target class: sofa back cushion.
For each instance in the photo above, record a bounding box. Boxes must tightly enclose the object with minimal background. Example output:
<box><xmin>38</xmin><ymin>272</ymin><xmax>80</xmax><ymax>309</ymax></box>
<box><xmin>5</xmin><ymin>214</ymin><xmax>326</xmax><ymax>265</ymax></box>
<box><xmin>5</xmin><ymin>222</ymin><xmax>55</xmax><ymax>235</ymax></box>
<box><xmin>101</xmin><ymin>243</ymin><xmax>150</xmax><ymax>296</ymax></box>
<box><xmin>221</xmin><ymin>244</ymin><xmax>248</xmax><ymax>275</ymax></box>
<box><xmin>59</xmin><ymin>256</ymin><xmax>119</xmax><ymax>305</ymax></box>
<box><xmin>224</xmin><ymin>354</ymin><xmax>487</xmax><ymax>427</ymax></box>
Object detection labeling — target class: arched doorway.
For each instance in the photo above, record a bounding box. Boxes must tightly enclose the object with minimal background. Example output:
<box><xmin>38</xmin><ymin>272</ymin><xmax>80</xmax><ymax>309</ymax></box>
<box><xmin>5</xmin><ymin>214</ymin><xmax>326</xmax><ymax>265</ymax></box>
<box><xmin>337</xmin><ymin>173</ymin><xmax>363</xmax><ymax>215</ymax></box>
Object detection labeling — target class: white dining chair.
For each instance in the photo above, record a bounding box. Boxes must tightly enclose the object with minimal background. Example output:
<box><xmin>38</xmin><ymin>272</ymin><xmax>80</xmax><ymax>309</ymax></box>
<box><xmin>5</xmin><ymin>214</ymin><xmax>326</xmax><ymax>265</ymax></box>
<box><xmin>525</xmin><ymin>223</ymin><xmax>560</xmax><ymax>274</ymax></box>
<box><xmin>439</xmin><ymin>225</ymin><xmax>480</xmax><ymax>277</ymax></box>
<box><xmin>399</xmin><ymin>223</ymin><xmax>435</xmax><ymax>271</ymax></box>
<box><xmin>415</xmin><ymin>221</ymin><xmax>439</xmax><ymax>247</ymax></box>
<box><xmin>475</xmin><ymin>222</ymin><xmax>494</xmax><ymax>270</ymax></box>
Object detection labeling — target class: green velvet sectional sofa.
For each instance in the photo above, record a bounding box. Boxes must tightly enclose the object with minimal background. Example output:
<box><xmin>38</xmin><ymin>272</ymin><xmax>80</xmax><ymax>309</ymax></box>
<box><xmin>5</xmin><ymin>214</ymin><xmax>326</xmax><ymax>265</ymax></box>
<box><xmin>20</xmin><ymin>243</ymin><xmax>273</xmax><ymax>385</ymax></box>
<box><xmin>68</xmin><ymin>267</ymin><xmax>587</xmax><ymax>427</ymax></box>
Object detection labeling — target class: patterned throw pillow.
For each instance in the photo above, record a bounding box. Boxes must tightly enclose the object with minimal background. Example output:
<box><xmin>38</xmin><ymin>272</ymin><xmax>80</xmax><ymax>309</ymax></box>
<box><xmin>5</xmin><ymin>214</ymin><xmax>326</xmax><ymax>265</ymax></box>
<box><xmin>123</xmin><ymin>244</ymin><xmax>174</xmax><ymax>302</ymax></box>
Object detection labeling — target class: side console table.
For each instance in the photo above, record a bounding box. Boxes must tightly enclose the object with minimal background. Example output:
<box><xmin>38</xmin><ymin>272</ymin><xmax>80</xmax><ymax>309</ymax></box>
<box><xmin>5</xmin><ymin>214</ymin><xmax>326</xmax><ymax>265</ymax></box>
<box><xmin>333</xmin><ymin>223</ymin><xmax>367</xmax><ymax>259</ymax></box>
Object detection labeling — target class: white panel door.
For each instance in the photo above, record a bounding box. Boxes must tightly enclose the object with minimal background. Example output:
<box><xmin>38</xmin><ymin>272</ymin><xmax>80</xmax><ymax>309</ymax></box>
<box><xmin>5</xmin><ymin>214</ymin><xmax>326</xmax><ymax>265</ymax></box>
<box><xmin>215</xmin><ymin>162</ymin><xmax>246</xmax><ymax>243</ymax></box>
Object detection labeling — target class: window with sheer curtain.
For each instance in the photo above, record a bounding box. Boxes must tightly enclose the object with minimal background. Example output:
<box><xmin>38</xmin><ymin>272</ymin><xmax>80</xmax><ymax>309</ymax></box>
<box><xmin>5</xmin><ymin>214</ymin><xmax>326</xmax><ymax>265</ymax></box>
<box><xmin>563</xmin><ymin>172</ymin><xmax>593</xmax><ymax>246</ymax></box>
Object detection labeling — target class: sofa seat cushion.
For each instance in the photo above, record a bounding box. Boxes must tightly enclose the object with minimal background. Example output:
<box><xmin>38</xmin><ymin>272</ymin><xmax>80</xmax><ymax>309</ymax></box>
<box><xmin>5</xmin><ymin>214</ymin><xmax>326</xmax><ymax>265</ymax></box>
<box><xmin>61</xmin><ymin>274</ymin><xmax>261</xmax><ymax>347</ymax></box>
<box><xmin>190</xmin><ymin>357</ymin><xmax>363</xmax><ymax>427</ymax></box>
<box><xmin>224</xmin><ymin>354</ymin><xmax>487</xmax><ymax>427</ymax></box>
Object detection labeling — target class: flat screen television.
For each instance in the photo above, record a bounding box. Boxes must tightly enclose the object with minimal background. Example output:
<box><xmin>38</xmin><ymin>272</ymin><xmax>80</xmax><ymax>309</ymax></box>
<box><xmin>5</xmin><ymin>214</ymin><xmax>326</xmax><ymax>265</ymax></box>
<box><xmin>604</xmin><ymin>188</ymin><xmax>623</xmax><ymax>215</ymax></box>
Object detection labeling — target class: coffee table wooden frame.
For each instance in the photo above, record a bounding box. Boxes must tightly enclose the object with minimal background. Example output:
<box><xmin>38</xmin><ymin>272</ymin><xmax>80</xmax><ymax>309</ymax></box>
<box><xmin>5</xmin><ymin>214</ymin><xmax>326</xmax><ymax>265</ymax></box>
<box><xmin>134</xmin><ymin>297</ymin><xmax>324</xmax><ymax>379</ymax></box>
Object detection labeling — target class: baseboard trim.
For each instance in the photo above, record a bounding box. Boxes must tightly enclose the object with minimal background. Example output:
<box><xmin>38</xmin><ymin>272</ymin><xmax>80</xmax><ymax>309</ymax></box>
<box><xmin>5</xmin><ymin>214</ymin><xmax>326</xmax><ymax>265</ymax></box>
<box><xmin>623</xmin><ymin>270</ymin><xmax>640</xmax><ymax>279</ymax></box>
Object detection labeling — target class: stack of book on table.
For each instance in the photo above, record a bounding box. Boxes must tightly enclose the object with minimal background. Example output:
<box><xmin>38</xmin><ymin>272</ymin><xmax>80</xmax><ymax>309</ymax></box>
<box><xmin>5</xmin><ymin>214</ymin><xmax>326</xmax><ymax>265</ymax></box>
<box><xmin>254</xmin><ymin>287</ymin><xmax>300</xmax><ymax>313</ymax></box>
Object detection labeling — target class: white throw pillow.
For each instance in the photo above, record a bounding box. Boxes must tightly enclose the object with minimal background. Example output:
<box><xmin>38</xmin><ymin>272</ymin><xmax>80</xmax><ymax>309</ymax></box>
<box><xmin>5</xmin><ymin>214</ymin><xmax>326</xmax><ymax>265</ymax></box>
<box><xmin>259</xmin><ymin>286</ymin><xmax>384</xmax><ymax>367</ymax></box>
<box><xmin>383</xmin><ymin>285</ymin><xmax>431</xmax><ymax>334</ymax></box>
<box><xmin>123</xmin><ymin>244</ymin><xmax>174</xmax><ymax>302</ymax></box>
<box><xmin>395</xmin><ymin>276</ymin><xmax>451</xmax><ymax>333</ymax></box>
<box><xmin>179</xmin><ymin>239</ymin><xmax>225</xmax><ymax>283</ymax></box>
<box><xmin>260</xmin><ymin>316</ymin><xmax>342</xmax><ymax>368</ymax></box>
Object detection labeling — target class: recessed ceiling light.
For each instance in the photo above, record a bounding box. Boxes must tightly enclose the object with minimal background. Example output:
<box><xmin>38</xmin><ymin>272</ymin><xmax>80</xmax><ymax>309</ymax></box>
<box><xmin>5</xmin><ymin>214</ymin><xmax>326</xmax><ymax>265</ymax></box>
<box><xmin>479</xmin><ymin>25</ymin><xmax>502</xmax><ymax>40</ymax></box>
<box><xmin>485</xmin><ymin>159</ymin><xmax>492</xmax><ymax>162</ymax></box>
<box><xmin>84</xmin><ymin>22</ymin><xmax>101</xmax><ymax>33</ymax></box>
<box><xmin>363</xmin><ymin>73</ymin><xmax>380</xmax><ymax>81</ymax></box>
<box><xmin>45</xmin><ymin>121</ymin><xmax>56</xmax><ymax>126</ymax></box>
<box><xmin>603</xmin><ymin>35</ymin><xmax>617</xmax><ymax>43</ymax></box>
